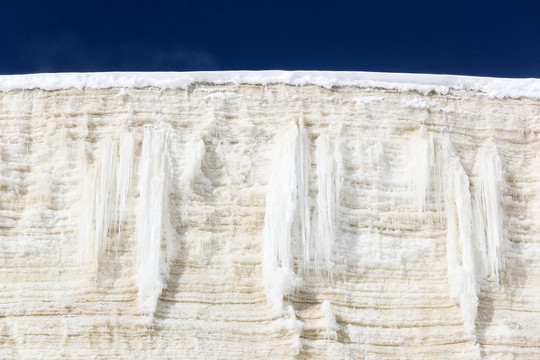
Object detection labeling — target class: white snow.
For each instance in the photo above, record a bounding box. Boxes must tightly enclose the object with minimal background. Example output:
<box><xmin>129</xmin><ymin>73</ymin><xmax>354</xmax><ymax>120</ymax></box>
<box><xmin>1</xmin><ymin>71</ymin><xmax>539</xmax><ymax>99</ymax></box>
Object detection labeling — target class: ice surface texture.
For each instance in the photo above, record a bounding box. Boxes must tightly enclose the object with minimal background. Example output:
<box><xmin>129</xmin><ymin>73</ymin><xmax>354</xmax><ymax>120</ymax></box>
<box><xmin>0</xmin><ymin>75</ymin><xmax>539</xmax><ymax>359</ymax></box>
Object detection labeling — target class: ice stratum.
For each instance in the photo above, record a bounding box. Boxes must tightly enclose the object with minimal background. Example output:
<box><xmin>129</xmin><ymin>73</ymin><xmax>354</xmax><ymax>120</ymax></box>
<box><xmin>1</xmin><ymin>71</ymin><xmax>539</xmax><ymax>359</ymax></box>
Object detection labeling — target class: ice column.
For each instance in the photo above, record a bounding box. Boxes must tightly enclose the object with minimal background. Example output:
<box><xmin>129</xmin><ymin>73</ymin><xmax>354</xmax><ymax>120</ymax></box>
<box><xmin>114</xmin><ymin>130</ymin><xmax>135</xmax><ymax>241</ymax></box>
<box><xmin>437</xmin><ymin>138</ymin><xmax>506</xmax><ymax>335</ymax></box>
<box><xmin>315</xmin><ymin>135</ymin><xmax>342</xmax><ymax>273</ymax></box>
<box><xmin>439</xmin><ymin>140</ymin><xmax>478</xmax><ymax>334</ymax></box>
<box><xmin>78</xmin><ymin>131</ymin><xmax>135</xmax><ymax>271</ymax></box>
<box><xmin>475</xmin><ymin>142</ymin><xmax>504</xmax><ymax>280</ymax></box>
<box><xmin>263</xmin><ymin>122</ymin><xmax>342</xmax><ymax>311</ymax></box>
<box><xmin>78</xmin><ymin>137</ymin><xmax>117</xmax><ymax>272</ymax></box>
<box><xmin>137</xmin><ymin>125</ymin><xmax>173</xmax><ymax>316</ymax></box>
<box><xmin>78</xmin><ymin>153</ymin><xmax>96</xmax><ymax>268</ymax></box>
<box><xmin>409</xmin><ymin>127</ymin><xmax>435</xmax><ymax>221</ymax></box>
<box><xmin>297</xmin><ymin>121</ymin><xmax>311</xmax><ymax>272</ymax></box>
<box><xmin>263</xmin><ymin>122</ymin><xmax>303</xmax><ymax>311</ymax></box>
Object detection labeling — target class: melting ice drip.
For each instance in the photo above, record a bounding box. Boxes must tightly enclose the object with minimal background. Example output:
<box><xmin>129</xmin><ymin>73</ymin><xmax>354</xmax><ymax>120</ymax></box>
<box><xmin>263</xmin><ymin>121</ymin><xmax>343</xmax><ymax>311</ymax></box>
<box><xmin>78</xmin><ymin>124</ymin><xmax>173</xmax><ymax>317</ymax></box>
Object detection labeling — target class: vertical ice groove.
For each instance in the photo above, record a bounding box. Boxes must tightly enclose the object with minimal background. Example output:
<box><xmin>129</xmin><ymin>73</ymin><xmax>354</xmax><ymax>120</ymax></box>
<box><xmin>409</xmin><ymin>126</ymin><xmax>434</xmax><ymax>221</ymax></box>
<box><xmin>263</xmin><ymin>122</ymin><xmax>302</xmax><ymax>311</ymax></box>
<box><xmin>476</xmin><ymin>142</ymin><xmax>504</xmax><ymax>280</ymax></box>
<box><xmin>439</xmin><ymin>139</ymin><xmax>478</xmax><ymax>335</ymax></box>
<box><xmin>137</xmin><ymin>124</ymin><xmax>172</xmax><ymax>316</ymax></box>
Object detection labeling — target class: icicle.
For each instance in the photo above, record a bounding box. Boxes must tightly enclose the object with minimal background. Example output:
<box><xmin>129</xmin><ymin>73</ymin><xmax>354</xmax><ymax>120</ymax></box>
<box><xmin>137</xmin><ymin>124</ymin><xmax>173</xmax><ymax>316</ymax></box>
<box><xmin>439</xmin><ymin>139</ymin><xmax>478</xmax><ymax>335</ymax></box>
<box><xmin>476</xmin><ymin>142</ymin><xmax>504</xmax><ymax>281</ymax></box>
<box><xmin>409</xmin><ymin>127</ymin><xmax>434</xmax><ymax>221</ymax></box>
<box><xmin>114</xmin><ymin>130</ymin><xmax>134</xmax><ymax>243</ymax></box>
<box><xmin>78</xmin><ymin>153</ymin><xmax>96</xmax><ymax>268</ymax></box>
<box><xmin>262</xmin><ymin>122</ymin><xmax>303</xmax><ymax>311</ymax></box>
<box><xmin>297</xmin><ymin>119</ymin><xmax>311</xmax><ymax>273</ymax></box>
<box><xmin>94</xmin><ymin>137</ymin><xmax>117</xmax><ymax>268</ymax></box>
<box><xmin>315</xmin><ymin>135</ymin><xmax>342</xmax><ymax>274</ymax></box>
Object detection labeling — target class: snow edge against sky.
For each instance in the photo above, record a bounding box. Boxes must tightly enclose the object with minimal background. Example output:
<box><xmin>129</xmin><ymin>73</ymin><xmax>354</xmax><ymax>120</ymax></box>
<box><xmin>0</xmin><ymin>71</ymin><xmax>539</xmax><ymax>99</ymax></box>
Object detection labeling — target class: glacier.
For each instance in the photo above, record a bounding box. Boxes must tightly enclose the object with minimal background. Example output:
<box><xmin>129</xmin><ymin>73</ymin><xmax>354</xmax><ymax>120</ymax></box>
<box><xmin>0</xmin><ymin>71</ymin><xmax>539</xmax><ymax>359</ymax></box>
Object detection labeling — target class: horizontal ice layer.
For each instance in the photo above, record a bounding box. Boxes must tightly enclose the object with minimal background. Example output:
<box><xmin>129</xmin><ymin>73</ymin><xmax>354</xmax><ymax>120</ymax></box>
<box><xmin>0</xmin><ymin>70</ymin><xmax>539</xmax><ymax>99</ymax></box>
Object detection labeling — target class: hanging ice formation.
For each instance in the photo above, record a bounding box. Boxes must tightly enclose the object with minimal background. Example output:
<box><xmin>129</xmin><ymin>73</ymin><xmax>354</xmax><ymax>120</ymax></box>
<box><xmin>262</xmin><ymin>122</ymin><xmax>304</xmax><ymax>311</ymax></box>
<box><xmin>263</xmin><ymin>121</ymin><xmax>342</xmax><ymax>311</ymax></box>
<box><xmin>315</xmin><ymin>134</ymin><xmax>343</xmax><ymax>273</ymax></box>
<box><xmin>439</xmin><ymin>139</ymin><xmax>479</xmax><ymax>334</ymax></box>
<box><xmin>78</xmin><ymin>124</ymin><xmax>173</xmax><ymax>317</ymax></box>
<box><xmin>408</xmin><ymin>127</ymin><xmax>435</xmax><ymax>221</ymax></box>
<box><xmin>474</xmin><ymin>142</ymin><xmax>504</xmax><ymax>281</ymax></box>
<box><xmin>137</xmin><ymin>125</ymin><xmax>174</xmax><ymax>316</ymax></box>
<box><xmin>78</xmin><ymin>131</ymin><xmax>135</xmax><ymax>271</ymax></box>
<box><xmin>407</xmin><ymin>129</ymin><xmax>505</xmax><ymax>335</ymax></box>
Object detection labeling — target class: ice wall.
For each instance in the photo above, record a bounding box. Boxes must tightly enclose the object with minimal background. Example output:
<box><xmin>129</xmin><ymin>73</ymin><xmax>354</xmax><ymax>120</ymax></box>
<box><xmin>0</xmin><ymin>77</ymin><xmax>539</xmax><ymax>359</ymax></box>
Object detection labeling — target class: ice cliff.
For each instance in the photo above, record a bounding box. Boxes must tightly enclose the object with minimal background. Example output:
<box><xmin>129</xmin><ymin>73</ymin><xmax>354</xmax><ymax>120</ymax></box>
<box><xmin>0</xmin><ymin>71</ymin><xmax>539</xmax><ymax>359</ymax></box>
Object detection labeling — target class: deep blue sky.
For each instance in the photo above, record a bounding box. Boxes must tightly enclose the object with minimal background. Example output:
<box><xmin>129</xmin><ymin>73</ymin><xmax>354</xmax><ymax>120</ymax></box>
<box><xmin>1</xmin><ymin>0</ymin><xmax>538</xmax><ymax>77</ymax></box>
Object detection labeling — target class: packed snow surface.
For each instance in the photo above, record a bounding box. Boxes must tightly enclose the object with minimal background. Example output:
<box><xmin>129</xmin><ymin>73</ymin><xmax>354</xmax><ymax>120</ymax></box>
<box><xmin>1</xmin><ymin>70</ymin><xmax>539</xmax><ymax>99</ymax></box>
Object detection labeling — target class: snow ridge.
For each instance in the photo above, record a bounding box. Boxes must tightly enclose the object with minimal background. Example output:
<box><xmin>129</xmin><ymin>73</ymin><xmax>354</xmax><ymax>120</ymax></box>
<box><xmin>1</xmin><ymin>71</ymin><xmax>539</xmax><ymax>99</ymax></box>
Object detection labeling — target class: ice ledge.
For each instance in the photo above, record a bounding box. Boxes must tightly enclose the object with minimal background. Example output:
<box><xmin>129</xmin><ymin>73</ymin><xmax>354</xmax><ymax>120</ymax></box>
<box><xmin>0</xmin><ymin>70</ymin><xmax>539</xmax><ymax>99</ymax></box>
